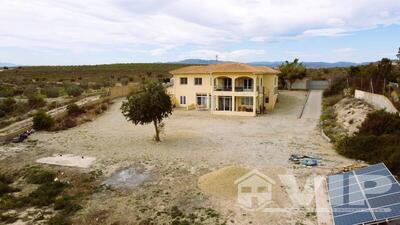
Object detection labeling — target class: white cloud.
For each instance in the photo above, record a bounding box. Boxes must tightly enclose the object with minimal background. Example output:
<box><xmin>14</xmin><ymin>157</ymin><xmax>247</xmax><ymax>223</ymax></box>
<box><xmin>179</xmin><ymin>49</ymin><xmax>268</xmax><ymax>62</ymax></box>
<box><xmin>0</xmin><ymin>0</ymin><xmax>399</xmax><ymax>63</ymax></box>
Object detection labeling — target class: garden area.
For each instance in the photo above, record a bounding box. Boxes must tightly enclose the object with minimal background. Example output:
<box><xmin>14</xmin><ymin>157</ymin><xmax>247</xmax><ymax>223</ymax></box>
<box><xmin>320</xmin><ymin>58</ymin><xmax>400</xmax><ymax>176</ymax></box>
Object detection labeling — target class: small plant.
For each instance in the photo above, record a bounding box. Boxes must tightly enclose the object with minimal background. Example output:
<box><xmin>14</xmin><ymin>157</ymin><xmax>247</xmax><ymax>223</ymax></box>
<box><xmin>23</xmin><ymin>167</ymin><xmax>56</xmax><ymax>184</ymax></box>
<box><xmin>42</xmin><ymin>86</ymin><xmax>61</xmax><ymax>98</ymax></box>
<box><xmin>65</xmin><ymin>84</ymin><xmax>83</xmax><ymax>97</ymax></box>
<box><xmin>32</xmin><ymin>110</ymin><xmax>54</xmax><ymax>130</ymax></box>
<box><xmin>28</xmin><ymin>92</ymin><xmax>46</xmax><ymax>108</ymax></box>
<box><xmin>66</xmin><ymin>103</ymin><xmax>84</xmax><ymax>116</ymax></box>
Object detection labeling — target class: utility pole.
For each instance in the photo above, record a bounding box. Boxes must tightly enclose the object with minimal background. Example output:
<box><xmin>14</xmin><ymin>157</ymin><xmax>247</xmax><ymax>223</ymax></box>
<box><xmin>397</xmin><ymin>47</ymin><xmax>400</xmax><ymax>62</ymax></box>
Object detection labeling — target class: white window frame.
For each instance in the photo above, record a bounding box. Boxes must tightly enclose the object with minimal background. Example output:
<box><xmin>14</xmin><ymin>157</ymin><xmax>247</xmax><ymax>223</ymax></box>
<box><xmin>180</xmin><ymin>96</ymin><xmax>186</xmax><ymax>105</ymax></box>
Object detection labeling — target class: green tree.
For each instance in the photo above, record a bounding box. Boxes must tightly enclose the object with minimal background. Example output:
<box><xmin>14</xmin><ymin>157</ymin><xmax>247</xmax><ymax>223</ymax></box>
<box><xmin>121</xmin><ymin>81</ymin><xmax>172</xmax><ymax>142</ymax></box>
<box><xmin>376</xmin><ymin>58</ymin><xmax>393</xmax><ymax>80</ymax></box>
<box><xmin>279</xmin><ymin>59</ymin><xmax>307</xmax><ymax>89</ymax></box>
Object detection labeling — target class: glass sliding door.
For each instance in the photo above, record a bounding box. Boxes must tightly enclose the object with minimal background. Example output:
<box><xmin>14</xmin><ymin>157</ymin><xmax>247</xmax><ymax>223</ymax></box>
<box><xmin>218</xmin><ymin>96</ymin><xmax>232</xmax><ymax>111</ymax></box>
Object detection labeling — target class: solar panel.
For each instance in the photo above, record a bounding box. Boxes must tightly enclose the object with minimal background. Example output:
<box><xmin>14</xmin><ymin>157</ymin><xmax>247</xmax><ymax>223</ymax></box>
<box><xmin>327</xmin><ymin>163</ymin><xmax>400</xmax><ymax>225</ymax></box>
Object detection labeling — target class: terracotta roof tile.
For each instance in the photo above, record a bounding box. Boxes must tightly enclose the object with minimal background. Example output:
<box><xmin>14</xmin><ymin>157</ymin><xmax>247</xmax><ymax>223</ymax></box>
<box><xmin>170</xmin><ymin>63</ymin><xmax>280</xmax><ymax>74</ymax></box>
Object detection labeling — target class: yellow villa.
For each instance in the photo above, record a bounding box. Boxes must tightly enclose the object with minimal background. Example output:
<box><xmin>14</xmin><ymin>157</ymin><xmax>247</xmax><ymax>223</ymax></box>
<box><xmin>169</xmin><ymin>63</ymin><xmax>280</xmax><ymax>116</ymax></box>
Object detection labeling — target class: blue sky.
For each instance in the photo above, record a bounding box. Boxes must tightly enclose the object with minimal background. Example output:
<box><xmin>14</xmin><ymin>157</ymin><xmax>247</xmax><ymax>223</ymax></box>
<box><xmin>0</xmin><ymin>0</ymin><xmax>399</xmax><ymax>65</ymax></box>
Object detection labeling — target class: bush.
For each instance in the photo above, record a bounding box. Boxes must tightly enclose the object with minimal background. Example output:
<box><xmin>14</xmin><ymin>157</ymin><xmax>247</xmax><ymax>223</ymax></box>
<box><xmin>24</xmin><ymin>167</ymin><xmax>56</xmax><ymax>184</ymax></box>
<box><xmin>28</xmin><ymin>92</ymin><xmax>46</xmax><ymax>108</ymax></box>
<box><xmin>65</xmin><ymin>84</ymin><xmax>83</xmax><ymax>97</ymax></box>
<box><xmin>32</xmin><ymin>110</ymin><xmax>54</xmax><ymax>130</ymax></box>
<box><xmin>336</xmin><ymin>110</ymin><xmax>400</xmax><ymax>176</ymax></box>
<box><xmin>66</xmin><ymin>103</ymin><xmax>84</xmax><ymax>116</ymax></box>
<box><xmin>0</xmin><ymin>86</ymin><xmax>15</xmax><ymax>97</ymax></box>
<box><xmin>28</xmin><ymin>181</ymin><xmax>67</xmax><ymax>206</ymax></box>
<box><xmin>23</xmin><ymin>85</ymin><xmax>38</xmax><ymax>97</ymax></box>
<box><xmin>358</xmin><ymin>110</ymin><xmax>400</xmax><ymax>136</ymax></box>
<box><xmin>0</xmin><ymin>110</ymin><xmax>5</xmax><ymax>118</ymax></box>
<box><xmin>0</xmin><ymin>97</ymin><xmax>16</xmax><ymax>113</ymax></box>
<box><xmin>323</xmin><ymin>76</ymin><xmax>347</xmax><ymax>97</ymax></box>
<box><xmin>322</xmin><ymin>95</ymin><xmax>342</xmax><ymax>108</ymax></box>
<box><xmin>42</xmin><ymin>86</ymin><xmax>61</xmax><ymax>98</ymax></box>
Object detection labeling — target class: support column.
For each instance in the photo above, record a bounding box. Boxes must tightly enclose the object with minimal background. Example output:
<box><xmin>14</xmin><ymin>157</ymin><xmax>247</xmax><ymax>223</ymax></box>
<box><xmin>232</xmin><ymin>96</ymin><xmax>235</xmax><ymax>111</ymax></box>
<box><xmin>252</xmin><ymin>95</ymin><xmax>257</xmax><ymax>116</ymax></box>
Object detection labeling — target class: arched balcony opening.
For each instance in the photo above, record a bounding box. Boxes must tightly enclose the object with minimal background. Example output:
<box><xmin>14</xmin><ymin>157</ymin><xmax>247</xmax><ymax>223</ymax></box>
<box><xmin>235</xmin><ymin>76</ymin><xmax>254</xmax><ymax>92</ymax></box>
<box><xmin>214</xmin><ymin>76</ymin><xmax>233</xmax><ymax>91</ymax></box>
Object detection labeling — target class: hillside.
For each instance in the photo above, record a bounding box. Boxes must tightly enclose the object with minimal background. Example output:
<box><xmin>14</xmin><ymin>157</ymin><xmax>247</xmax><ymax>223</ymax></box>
<box><xmin>0</xmin><ymin>63</ymin><xmax>189</xmax><ymax>82</ymax></box>
<box><xmin>174</xmin><ymin>59</ymin><xmax>365</xmax><ymax>68</ymax></box>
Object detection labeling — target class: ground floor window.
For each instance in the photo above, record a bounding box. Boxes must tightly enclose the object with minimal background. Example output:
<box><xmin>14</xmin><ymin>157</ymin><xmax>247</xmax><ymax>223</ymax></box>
<box><xmin>265</xmin><ymin>97</ymin><xmax>269</xmax><ymax>103</ymax></box>
<box><xmin>180</xmin><ymin>96</ymin><xmax>186</xmax><ymax>105</ymax></box>
<box><xmin>240</xmin><ymin>97</ymin><xmax>253</xmax><ymax>106</ymax></box>
<box><xmin>196</xmin><ymin>94</ymin><xmax>207</xmax><ymax>106</ymax></box>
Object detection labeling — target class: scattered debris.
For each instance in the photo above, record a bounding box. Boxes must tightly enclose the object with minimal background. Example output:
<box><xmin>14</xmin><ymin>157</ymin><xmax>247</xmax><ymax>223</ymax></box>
<box><xmin>11</xmin><ymin>129</ymin><xmax>35</xmax><ymax>143</ymax></box>
<box><xmin>103</xmin><ymin>167</ymin><xmax>149</xmax><ymax>188</ymax></box>
<box><xmin>289</xmin><ymin>154</ymin><xmax>320</xmax><ymax>166</ymax></box>
<box><xmin>36</xmin><ymin>154</ymin><xmax>96</xmax><ymax>168</ymax></box>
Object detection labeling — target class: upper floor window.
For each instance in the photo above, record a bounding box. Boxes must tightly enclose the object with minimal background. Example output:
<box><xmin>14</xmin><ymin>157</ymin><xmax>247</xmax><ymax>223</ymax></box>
<box><xmin>243</xmin><ymin>78</ymin><xmax>253</xmax><ymax>89</ymax></box>
<box><xmin>180</xmin><ymin>77</ymin><xmax>188</xmax><ymax>85</ymax></box>
<box><xmin>194</xmin><ymin>78</ymin><xmax>202</xmax><ymax>85</ymax></box>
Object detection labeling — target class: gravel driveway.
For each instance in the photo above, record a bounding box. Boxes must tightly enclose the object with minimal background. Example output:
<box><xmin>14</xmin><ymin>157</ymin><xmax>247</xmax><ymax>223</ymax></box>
<box><xmin>1</xmin><ymin>90</ymin><xmax>353</xmax><ymax>225</ymax></box>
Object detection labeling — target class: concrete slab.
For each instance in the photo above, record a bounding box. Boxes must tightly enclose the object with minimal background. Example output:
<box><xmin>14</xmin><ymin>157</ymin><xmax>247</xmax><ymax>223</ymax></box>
<box><xmin>36</xmin><ymin>154</ymin><xmax>96</xmax><ymax>168</ymax></box>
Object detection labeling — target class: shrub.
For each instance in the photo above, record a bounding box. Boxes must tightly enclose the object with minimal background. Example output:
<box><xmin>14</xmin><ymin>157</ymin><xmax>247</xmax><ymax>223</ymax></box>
<box><xmin>66</xmin><ymin>103</ymin><xmax>84</xmax><ymax>116</ymax></box>
<box><xmin>322</xmin><ymin>95</ymin><xmax>342</xmax><ymax>108</ymax></box>
<box><xmin>65</xmin><ymin>84</ymin><xmax>83</xmax><ymax>97</ymax></box>
<box><xmin>0</xmin><ymin>86</ymin><xmax>15</xmax><ymax>97</ymax></box>
<box><xmin>336</xmin><ymin>110</ymin><xmax>400</xmax><ymax>176</ymax></box>
<box><xmin>323</xmin><ymin>76</ymin><xmax>347</xmax><ymax>97</ymax></box>
<box><xmin>32</xmin><ymin>110</ymin><xmax>54</xmax><ymax>130</ymax></box>
<box><xmin>28</xmin><ymin>92</ymin><xmax>46</xmax><ymax>108</ymax></box>
<box><xmin>23</xmin><ymin>85</ymin><xmax>38</xmax><ymax>97</ymax></box>
<box><xmin>24</xmin><ymin>167</ymin><xmax>56</xmax><ymax>184</ymax></box>
<box><xmin>0</xmin><ymin>97</ymin><xmax>16</xmax><ymax>113</ymax></box>
<box><xmin>28</xmin><ymin>181</ymin><xmax>67</xmax><ymax>206</ymax></box>
<box><xmin>358</xmin><ymin>110</ymin><xmax>400</xmax><ymax>136</ymax></box>
<box><xmin>100</xmin><ymin>104</ymin><xmax>108</xmax><ymax>111</ymax></box>
<box><xmin>0</xmin><ymin>110</ymin><xmax>5</xmax><ymax>118</ymax></box>
<box><xmin>42</xmin><ymin>86</ymin><xmax>61</xmax><ymax>98</ymax></box>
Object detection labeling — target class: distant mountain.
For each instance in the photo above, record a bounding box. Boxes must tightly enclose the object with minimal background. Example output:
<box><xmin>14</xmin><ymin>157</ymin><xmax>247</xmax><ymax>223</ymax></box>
<box><xmin>250</xmin><ymin>61</ymin><xmax>362</xmax><ymax>68</ymax></box>
<box><xmin>175</xmin><ymin>59</ymin><xmax>234</xmax><ymax>65</ymax></box>
<box><xmin>174</xmin><ymin>59</ymin><xmax>364</xmax><ymax>68</ymax></box>
<box><xmin>0</xmin><ymin>62</ymin><xmax>17</xmax><ymax>67</ymax></box>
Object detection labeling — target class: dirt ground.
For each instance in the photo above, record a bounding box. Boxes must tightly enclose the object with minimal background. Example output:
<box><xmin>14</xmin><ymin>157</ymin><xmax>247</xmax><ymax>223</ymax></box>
<box><xmin>0</xmin><ymin>90</ymin><xmax>355</xmax><ymax>225</ymax></box>
<box><xmin>334</xmin><ymin>97</ymin><xmax>375</xmax><ymax>135</ymax></box>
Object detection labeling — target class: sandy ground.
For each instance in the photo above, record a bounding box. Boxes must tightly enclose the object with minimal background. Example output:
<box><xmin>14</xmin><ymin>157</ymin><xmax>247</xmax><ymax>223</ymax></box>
<box><xmin>0</xmin><ymin>90</ymin><xmax>354</xmax><ymax>225</ymax></box>
<box><xmin>334</xmin><ymin>97</ymin><xmax>375</xmax><ymax>135</ymax></box>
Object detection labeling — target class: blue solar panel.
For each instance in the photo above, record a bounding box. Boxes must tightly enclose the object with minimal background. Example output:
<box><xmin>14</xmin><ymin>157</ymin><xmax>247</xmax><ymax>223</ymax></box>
<box><xmin>369</xmin><ymin>192</ymin><xmax>400</xmax><ymax>208</ymax></box>
<box><xmin>329</xmin><ymin>182</ymin><xmax>360</xmax><ymax>198</ymax></box>
<box><xmin>374</xmin><ymin>203</ymin><xmax>400</xmax><ymax>220</ymax></box>
<box><xmin>333</xmin><ymin>210</ymin><xmax>374</xmax><ymax>225</ymax></box>
<box><xmin>365</xmin><ymin>183</ymin><xmax>400</xmax><ymax>198</ymax></box>
<box><xmin>353</xmin><ymin>163</ymin><xmax>386</xmax><ymax>175</ymax></box>
<box><xmin>327</xmin><ymin>163</ymin><xmax>400</xmax><ymax>225</ymax></box>
<box><xmin>332</xmin><ymin>199</ymin><xmax>369</xmax><ymax>217</ymax></box>
<box><xmin>331</xmin><ymin>191</ymin><xmax>366</xmax><ymax>206</ymax></box>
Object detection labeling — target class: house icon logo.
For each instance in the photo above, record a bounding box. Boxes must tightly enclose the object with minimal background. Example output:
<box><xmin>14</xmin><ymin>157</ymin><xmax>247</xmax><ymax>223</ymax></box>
<box><xmin>234</xmin><ymin>169</ymin><xmax>275</xmax><ymax>211</ymax></box>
